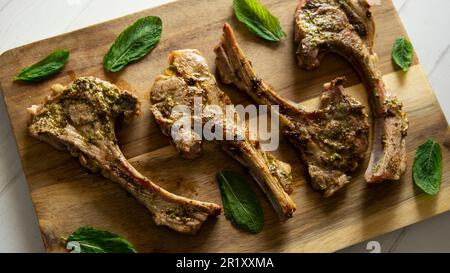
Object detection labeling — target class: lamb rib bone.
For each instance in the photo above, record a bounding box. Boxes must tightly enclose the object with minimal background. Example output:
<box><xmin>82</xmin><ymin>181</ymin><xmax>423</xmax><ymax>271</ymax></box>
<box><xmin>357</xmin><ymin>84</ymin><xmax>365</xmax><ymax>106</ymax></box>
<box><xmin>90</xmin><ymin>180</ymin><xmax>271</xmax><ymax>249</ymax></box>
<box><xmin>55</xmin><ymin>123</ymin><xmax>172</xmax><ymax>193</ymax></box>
<box><xmin>149</xmin><ymin>49</ymin><xmax>296</xmax><ymax>220</ymax></box>
<box><xmin>28</xmin><ymin>76</ymin><xmax>221</xmax><ymax>235</ymax></box>
<box><xmin>215</xmin><ymin>23</ymin><xmax>370</xmax><ymax>197</ymax></box>
<box><xmin>295</xmin><ymin>0</ymin><xmax>409</xmax><ymax>183</ymax></box>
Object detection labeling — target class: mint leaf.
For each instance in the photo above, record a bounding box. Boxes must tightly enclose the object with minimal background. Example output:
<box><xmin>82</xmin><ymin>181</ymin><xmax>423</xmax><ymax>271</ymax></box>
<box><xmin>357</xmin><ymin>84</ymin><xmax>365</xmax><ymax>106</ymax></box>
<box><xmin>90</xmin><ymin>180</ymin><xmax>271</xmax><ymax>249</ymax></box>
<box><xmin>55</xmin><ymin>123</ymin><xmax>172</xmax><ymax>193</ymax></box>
<box><xmin>104</xmin><ymin>16</ymin><xmax>162</xmax><ymax>72</ymax></box>
<box><xmin>64</xmin><ymin>227</ymin><xmax>137</xmax><ymax>253</ymax></box>
<box><xmin>392</xmin><ymin>37</ymin><xmax>414</xmax><ymax>72</ymax></box>
<box><xmin>15</xmin><ymin>49</ymin><xmax>69</xmax><ymax>82</ymax></box>
<box><xmin>217</xmin><ymin>171</ymin><xmax>264</xmax><ymax>233</ymax></box>
<box><xmin>233</xmin><ymin>0</ymin><xmax>286</xmax><ymax>42</ymax></box>
<box><xmin>413</xmin><ymin>139</ymin><xmax>443</xmax><ymax>195</ymax></box>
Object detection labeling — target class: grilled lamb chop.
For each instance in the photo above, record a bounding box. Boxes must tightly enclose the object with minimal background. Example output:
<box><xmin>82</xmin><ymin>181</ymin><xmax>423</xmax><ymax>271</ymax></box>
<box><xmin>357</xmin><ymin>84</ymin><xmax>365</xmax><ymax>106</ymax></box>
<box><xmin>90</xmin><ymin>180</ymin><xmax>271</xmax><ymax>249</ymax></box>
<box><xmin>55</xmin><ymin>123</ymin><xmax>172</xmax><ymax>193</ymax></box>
<box><xmin>295</xmin><ymin>0</ymin><xmax>408</xmax><ymax>183</ymax></box>
<box><xmin>215</xmin><ymin>24</ymin><xmax>369</xmax><ymax>197</ymax></box>
<box><xmin>28</xmin><ymin>76</ymin><xmax>221</xmax><ymax>235</ymax></box>
<box><xmin>150</xmin><ymin>49</ymin><xmax>296</xmax><ymax>219</ymax></box>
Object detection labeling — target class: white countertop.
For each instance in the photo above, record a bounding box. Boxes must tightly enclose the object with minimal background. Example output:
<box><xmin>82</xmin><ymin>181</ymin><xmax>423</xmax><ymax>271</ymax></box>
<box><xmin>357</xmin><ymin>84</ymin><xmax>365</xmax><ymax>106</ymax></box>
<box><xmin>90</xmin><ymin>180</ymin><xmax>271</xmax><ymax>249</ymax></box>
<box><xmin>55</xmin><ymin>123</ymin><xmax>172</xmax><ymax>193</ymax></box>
<box><xmin>0</xmin><ymin>0</ymin><xmax>449</xmax><ymax>253</ymax></box>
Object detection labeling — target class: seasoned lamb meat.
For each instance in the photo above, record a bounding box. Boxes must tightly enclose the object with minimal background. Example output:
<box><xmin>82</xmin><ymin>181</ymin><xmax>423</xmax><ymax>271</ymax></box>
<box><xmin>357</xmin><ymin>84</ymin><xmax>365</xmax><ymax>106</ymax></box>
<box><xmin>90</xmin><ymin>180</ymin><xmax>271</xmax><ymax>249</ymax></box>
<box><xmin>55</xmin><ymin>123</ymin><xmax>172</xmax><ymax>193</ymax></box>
<box><xmin>150</xmin><ymin>49</ymin><xmax>296</xmax><ymax>219</ymax></box>
<box><xmin>215</xmin><ymin>24</ymin><xmax>370</xmax><ymax>197</ymax></box>
<box><xmin>295</xmin><ymin>0</ymin><xmax>408</xmax><ymax>183</ymax></box>
<box><xmin>28</xmin><ymin>77</ymin><xmax>221</xmax><ymax>235</ymax></box>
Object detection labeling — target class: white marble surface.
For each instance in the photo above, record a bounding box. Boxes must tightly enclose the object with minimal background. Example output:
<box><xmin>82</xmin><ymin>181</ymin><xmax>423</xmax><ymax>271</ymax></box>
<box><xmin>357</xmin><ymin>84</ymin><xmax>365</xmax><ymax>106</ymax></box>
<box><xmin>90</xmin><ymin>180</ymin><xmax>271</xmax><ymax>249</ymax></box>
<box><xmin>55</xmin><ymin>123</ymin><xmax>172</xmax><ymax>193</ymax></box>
<box><xmin>0</xmin><ymin>0</ymin><xmax>449</xmax><ymax>253</ymax></box>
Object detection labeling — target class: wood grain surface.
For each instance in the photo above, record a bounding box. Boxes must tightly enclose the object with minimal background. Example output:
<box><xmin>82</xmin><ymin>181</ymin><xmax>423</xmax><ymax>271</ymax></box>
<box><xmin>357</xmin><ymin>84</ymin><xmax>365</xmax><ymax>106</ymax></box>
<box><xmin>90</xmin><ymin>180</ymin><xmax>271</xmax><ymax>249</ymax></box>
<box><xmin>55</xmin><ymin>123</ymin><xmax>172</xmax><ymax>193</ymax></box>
<box><xmin>0</xmin><ymin>0</ymin><xmax>448</xmax><ymax>252</ymax></box>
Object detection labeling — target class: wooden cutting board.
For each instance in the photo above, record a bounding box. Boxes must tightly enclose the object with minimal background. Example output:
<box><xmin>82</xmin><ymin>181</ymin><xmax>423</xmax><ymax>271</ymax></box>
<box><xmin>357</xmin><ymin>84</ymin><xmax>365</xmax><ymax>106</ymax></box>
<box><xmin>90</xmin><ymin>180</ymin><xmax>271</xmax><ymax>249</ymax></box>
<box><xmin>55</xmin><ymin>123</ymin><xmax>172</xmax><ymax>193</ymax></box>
<box><xmin>0</xmin><ymin>0</ymin><xmax>449</xmax><ymax>253</ymax></box>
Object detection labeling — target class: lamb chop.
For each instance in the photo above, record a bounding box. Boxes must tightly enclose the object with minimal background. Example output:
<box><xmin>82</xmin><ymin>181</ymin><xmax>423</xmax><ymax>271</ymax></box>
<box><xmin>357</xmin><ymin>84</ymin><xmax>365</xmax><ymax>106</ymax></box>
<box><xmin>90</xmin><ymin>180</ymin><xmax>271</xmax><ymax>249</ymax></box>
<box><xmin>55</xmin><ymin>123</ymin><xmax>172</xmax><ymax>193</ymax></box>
<box><xmin>28</xmin><ymin>76</ymin><xmax>221</xmax><ymax>235</ymax></box>
<box><xmin>150</xmin><ymin>49</ymin><xmax>296</xmax><ymax>219</ymax></box>
<box><xmin>295</xmin><ymin>0</ymin><xmax>409</xmax><ymax>183</ymax></box>
<box><xmin>215</xmin><ymin>24</ymin><xmax>370</xmax><ymax>197</ymax></box>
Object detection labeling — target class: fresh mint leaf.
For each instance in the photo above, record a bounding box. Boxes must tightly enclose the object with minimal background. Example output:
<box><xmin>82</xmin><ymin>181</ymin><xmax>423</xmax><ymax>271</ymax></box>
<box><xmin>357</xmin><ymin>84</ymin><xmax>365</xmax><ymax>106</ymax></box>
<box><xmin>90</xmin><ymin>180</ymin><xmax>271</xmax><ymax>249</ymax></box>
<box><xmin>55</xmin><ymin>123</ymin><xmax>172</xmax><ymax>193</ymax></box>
<box><xmin>392</xmin><ymin>37</ymin><xmax>414</xmax><ymax>72</ymax></box>
<box><xmin>413</xmin><ymin>139</ymin><xmax>443</xmax><ymax>195</ymax></box>
<box><xmin>64</xmin><ymin>226</ymin><xmax>137</xmax><ymax>253</ymax></box>
<box><xmin>217</xmin><ymin>171</ymin><xmax>264</xmax><ymax>233</ymax></box>
<box><xmin>233</xmin><ymin>0</ymin><xmax>286</xmax><ymax>42</ymax></box>
<box><xmin>104</xmin><ymin>16</ymin><xmax>162</xmax><ymax>72</ymax></box>
<box><xmin>14</xmin><ymin>49</ymin><xmax>69</xmax><ymax>82</ymax></box>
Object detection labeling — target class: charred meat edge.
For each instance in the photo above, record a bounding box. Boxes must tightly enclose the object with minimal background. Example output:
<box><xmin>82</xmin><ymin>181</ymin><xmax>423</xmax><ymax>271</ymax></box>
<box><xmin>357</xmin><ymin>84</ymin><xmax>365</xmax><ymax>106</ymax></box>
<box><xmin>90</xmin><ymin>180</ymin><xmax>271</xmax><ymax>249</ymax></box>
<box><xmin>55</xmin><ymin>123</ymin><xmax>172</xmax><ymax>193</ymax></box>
<box><xmin>149</xmin><ymin>49</ymin><xmax>296</xmax><ymax>220</ymax></box>
<box><xmin>215</xmin><ymin>24</ymin><xmax>370</xmax><ymax>197</ymax></box>
<box><xmin>295</xmin><ymin>0</ymin><xmax>408</xmax><ymax>183</ymax></box>
<box><xmin>28</xmin><ymin>77</ymin><xmax>221</xmax><ymax>235</ymax></box>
